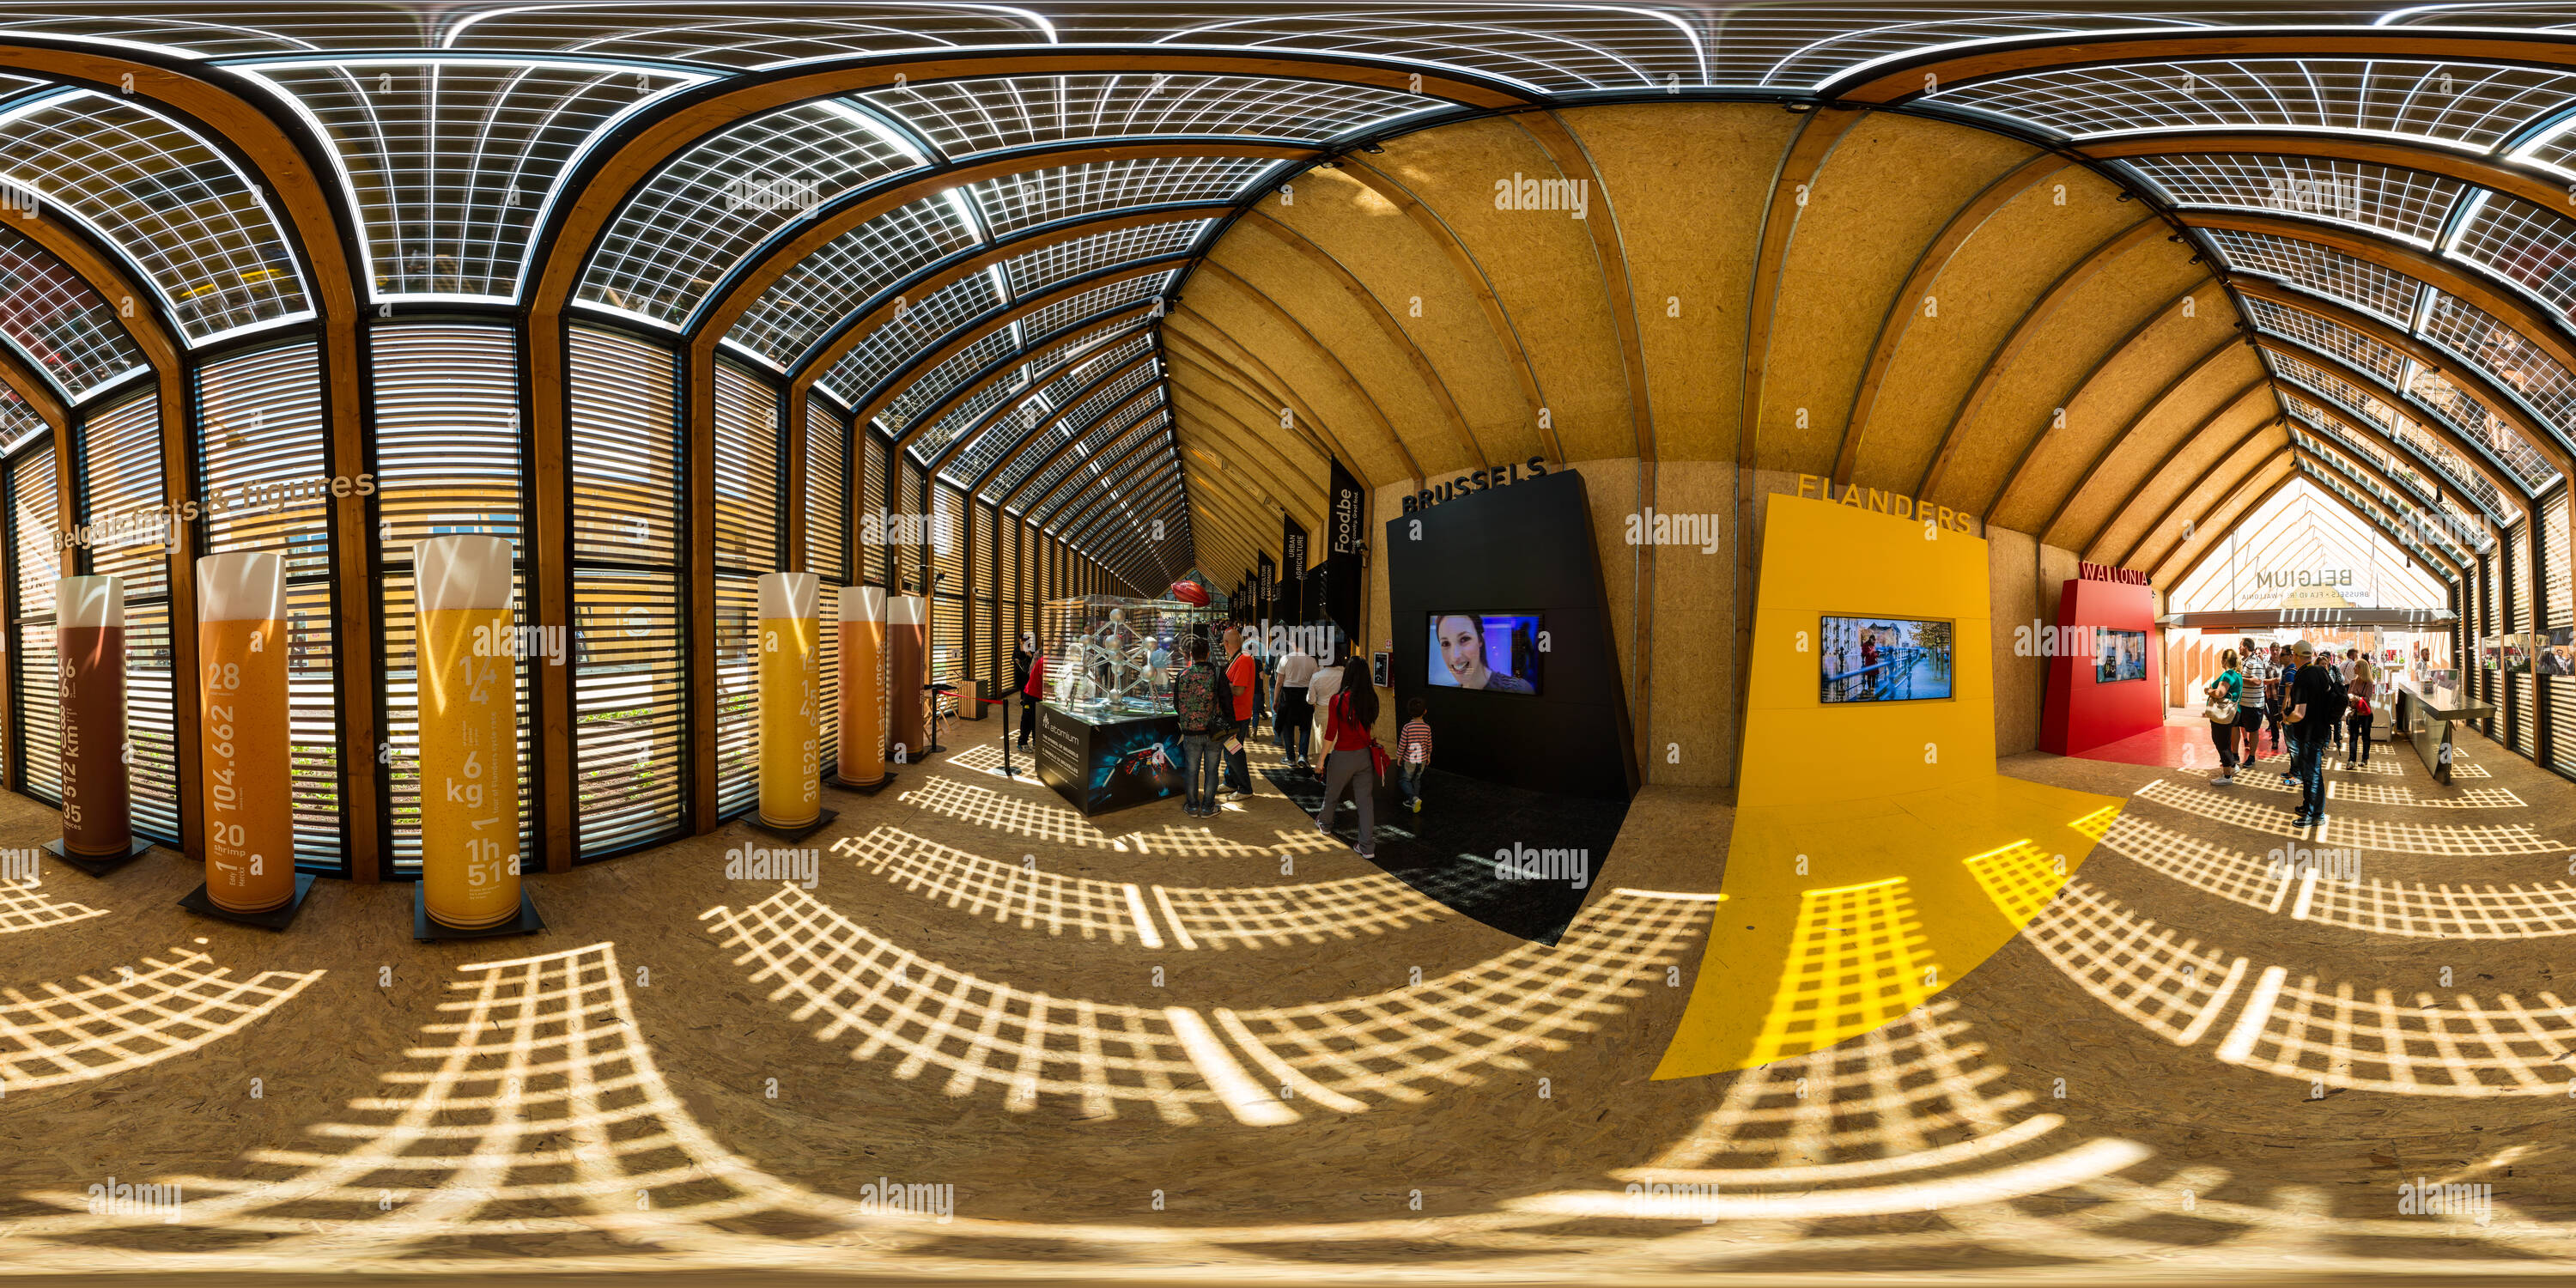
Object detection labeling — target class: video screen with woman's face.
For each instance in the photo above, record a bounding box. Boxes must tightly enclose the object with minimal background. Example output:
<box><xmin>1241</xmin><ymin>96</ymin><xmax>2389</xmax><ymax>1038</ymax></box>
<box><xmin>1427</xmin><ymin>612</ymin><xmax>1542</xmax><ymax>694</ymax></box>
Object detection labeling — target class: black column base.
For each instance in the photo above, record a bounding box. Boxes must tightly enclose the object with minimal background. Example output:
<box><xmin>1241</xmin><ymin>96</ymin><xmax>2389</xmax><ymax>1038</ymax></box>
<box><xmin>827</xmin><ymin>770</ymin><xmax>896</xmax><ymax>795</ymax></box>
<box><xmin>44</xmin><ymin>837</ymin><xmax>153</xmax><ymax>878</ymax></box>
<box><xmin>749</xmin><ymin>808</ymin><xmax>836</xmax><ymax>843</ymax></box>
<box><xmin>413</xmin><ymin>886</ymin><xmax>545</xmax><ymax>942</ymax></box>
<box><xmin>179</xmin><ymin>872</ymin><xmax>317</xmax><ymax>930</ymax></box>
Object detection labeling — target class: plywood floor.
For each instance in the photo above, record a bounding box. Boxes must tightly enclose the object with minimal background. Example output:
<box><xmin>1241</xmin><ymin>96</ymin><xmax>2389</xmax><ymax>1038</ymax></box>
<box><xmin>0</xmin><ymin>718</ymin><xmax>2570</xmax><ymax>1285</ymax></box>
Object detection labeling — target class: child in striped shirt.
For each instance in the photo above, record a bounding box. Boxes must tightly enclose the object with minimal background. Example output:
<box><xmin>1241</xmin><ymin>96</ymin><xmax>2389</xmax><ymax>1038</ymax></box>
<box><xmin>1398</xmin><ymin>698</ymin><xmax>1432</xmax><ymax>813</ymax></box>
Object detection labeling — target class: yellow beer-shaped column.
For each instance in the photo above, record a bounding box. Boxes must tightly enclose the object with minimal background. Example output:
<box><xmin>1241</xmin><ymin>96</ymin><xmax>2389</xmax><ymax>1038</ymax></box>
<box><xmin>197</xmin><ymin>552</ymin><xmax>294</xmax><ymax>913</ymax></box>
<box><xmin>416</xmin><ymin>535</ymin><xmax>521</xmax><ymax>929</ymax></box>
<box><xmin>835</xmin><ymin>585</ymin><xmax>887</xmax><ymax>787</ymax></box>
<box><xmin>58</xmin><ymin>575</ymin><xmax>131</xmax><ymax>857</ymax></box>
<box><xmin>757</xmin><ymin>571</ymin><xmax>820</xmax><ymax>829</ymax></box>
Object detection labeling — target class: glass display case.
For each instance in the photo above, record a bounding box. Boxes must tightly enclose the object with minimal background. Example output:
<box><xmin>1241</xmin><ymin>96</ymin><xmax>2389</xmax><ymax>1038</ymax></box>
<box><xmin>1038</xmin><ymin>595</ymin><xmax>1224</xmax><ymax>719</ymax></box>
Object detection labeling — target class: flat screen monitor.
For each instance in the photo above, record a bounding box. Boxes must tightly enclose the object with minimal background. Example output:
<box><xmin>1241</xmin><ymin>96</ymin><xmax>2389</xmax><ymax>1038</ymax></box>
<box><xmin>2094</xmin><ymin>628</ymin><xmax>2148</xmax><ymax>683</ymax></box>
<box><xmin>1426</xmin><ymin>612</ymin><xmax>1542</xmax><ymax>695</ymax></box>
<box><xmin>1820</xmin><ymin>615</ymin><xmax>1954</xmax><ymax>704</ymax></box>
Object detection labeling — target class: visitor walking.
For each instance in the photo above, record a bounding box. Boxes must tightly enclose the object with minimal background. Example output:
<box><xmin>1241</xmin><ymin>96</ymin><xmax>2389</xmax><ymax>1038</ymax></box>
<box><xmin>2346</xmin><ymin>660</ymin><xmax>2377</xmax><ymax>766</ymax></box>
<box><xmin>2284</xmin><ymin>641</ymin><xmax>2344</xmax><ymax>829</ymax></box>
<box><xmin>1304</xmin><ymin>647</ymin><xmax>1346</xmax><ymax>775</ymax></box>
<box><xmin>1222</xmin><ymin>634</ymin><xmax>1258</xmax><ymax>798</ymax></box>
<box><xmin>1174</xmin><ymin>639</ymin><xmax>1224</xmax><ymax>817</ymax></box>
<box><xmin>1274</xmin><ymin>638</ymin><xmax>1315</xmax><ymax>769</ymax></box>
<box><xmin>2205</xmin><ymin>649</ymin><xmax>2244</xmax><ymax>786</ymax></box>
<box><xmin>1397</xmin><ymin>697</ymin><xmax>1433</xmax><ymax>811</ymax></box>
<box><xmin>1315</xmin><ymin>656</ymin><xmax>1379</xmax><ymax>860</ymax></box>
<box><xmin>1012</xmin><ymin>631</ymin><xmax>1038</xmax><ymax>749</ymax></box>
<box><xmin>2236</xmin><ymin>636</ymin><xmax>2274</xmax><ymax>769</ymax></box>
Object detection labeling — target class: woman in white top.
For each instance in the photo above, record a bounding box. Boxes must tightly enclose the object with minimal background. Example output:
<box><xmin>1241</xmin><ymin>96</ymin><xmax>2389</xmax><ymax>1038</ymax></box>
<box><xmin>1303</xmin><ymin>651</ymin><xmax>1345</xmax><ymax>775</ymax></box>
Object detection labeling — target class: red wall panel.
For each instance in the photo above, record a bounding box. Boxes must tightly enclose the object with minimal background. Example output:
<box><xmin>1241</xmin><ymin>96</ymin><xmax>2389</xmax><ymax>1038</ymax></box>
<box><xmin>2039</xmin><ymin>579</ymin><xmax>2163</xmax><ymax>756</ymax></box>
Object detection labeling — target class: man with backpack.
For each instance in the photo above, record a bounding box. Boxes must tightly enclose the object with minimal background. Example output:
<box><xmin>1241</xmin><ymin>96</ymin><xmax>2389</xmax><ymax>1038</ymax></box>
<box><xmin>2283</xmin><ymin>641</ymin><xmax>2347</xmax><ymax>829</ymax></box>
<box><xmin>1172</xmin><ymin>638</ymin><xmax>1230</xmax><ymax>817</ymax></box>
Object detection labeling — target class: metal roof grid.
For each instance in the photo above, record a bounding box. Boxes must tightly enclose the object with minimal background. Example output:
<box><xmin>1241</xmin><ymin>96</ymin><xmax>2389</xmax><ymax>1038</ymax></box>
<box><xmin>577</xmin><ymin>99</ymin><xmax>921</xmax><ymax>325</ymax></box>
<box><xmin>2118</xmin><ymin>153</ymin><xmax>2463</xmax><ymax>247</ymax></box>
<box><xmin>0</xmin><ymin>90</ymin><xmax>308</xmax><ymax>339</ymax></box>
<box><xmin>728</xmin><ymin>193</ymin><xmax>979</xmax><ymax>362</ymax></box>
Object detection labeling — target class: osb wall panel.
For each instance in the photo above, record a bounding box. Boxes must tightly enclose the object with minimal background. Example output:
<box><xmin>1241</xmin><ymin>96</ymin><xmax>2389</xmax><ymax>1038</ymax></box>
<box><xmin>1206</xmin><ymin>228</ymin><xmax>1458</xmax><ymax>471</ymax></box>
<box><xmin>1254</xmin><ymin>170</ymin><xmax>1536</xmax><ymax>464</ymax></box>
<box><xmin>1761</xmin><ymin>113</ymin><xmax>2037</xmax><ymax>473</ymax></box>
<box><xmin>1847</xmin><ymin>164</ymin><xmax>2117</xmax><ymax>491</ymax></box>
<box><xmin>1648</xmin><ymin>459</ymin><xmax>1734</xmax><ymax>787</ymax></box>
<box><xmin>1935</xmin><ymin>235</ymin><xmax>2208</xmax><ymax>516</ymax></box>
<box><xmin>2086</xmin><ymin>389</ymin><xmax>2280</xmax><ymax>565</ymax></box>
<box><xmin>1177</xmin><ymin>276</ymin><xmax>1411</xmax><ymax>485</ymax></box>
<box><xmin>1365</xmin><ymin>118</ymin><xmax>1632</xmax><ymax>464</ymax></box>
<box><xmin>1988</xmin><ymin>525</ymin><xmax>2044</xmax><ymax>756</ymax></box>
<box><xmin>1559</xmin><ymin>103</ymin><xmax>1793</xmax><ymax>464</ymax></box>
<box><xmin>2149</xmin><ymin>447</ymin><xmax>2298</xmax><ymax>581</ymax></box>
<box><xmin>2050</xmin><ymin>349</ymin><xmax>2269</xmax><ymax>555</ymax></box>
<box><xmin>1991</xmin><ymin>283</ymin><xmax>2231</xmax><ymax>538</ymax></box>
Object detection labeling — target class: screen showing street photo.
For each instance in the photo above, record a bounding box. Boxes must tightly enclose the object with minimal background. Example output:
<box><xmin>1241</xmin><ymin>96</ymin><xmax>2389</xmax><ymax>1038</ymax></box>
<box><xmin>1426</xmin><ymin>612</ymin><xmax>1542</xmax><ymax>694</ymax></box>
<box><xmin>2094</xmin><ymin>628</ymin><xmax>2148</xmax><ymax>683</ymax></box>
<box><xmin>1820</xmin><ymin>615</ymin><xmax>1954</xmax><ymax>703</ymax></box>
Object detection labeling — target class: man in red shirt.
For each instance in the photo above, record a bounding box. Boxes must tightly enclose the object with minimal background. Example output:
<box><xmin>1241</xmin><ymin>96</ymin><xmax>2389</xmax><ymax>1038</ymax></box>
<box><xmin>1222</xmin><ymin>635</ymin><xmax>1258</xmax><ymax>798</ymax></box>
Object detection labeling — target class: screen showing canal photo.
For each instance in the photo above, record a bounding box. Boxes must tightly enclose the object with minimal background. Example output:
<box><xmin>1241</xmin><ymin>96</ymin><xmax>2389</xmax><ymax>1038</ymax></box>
<box><xmin>1820</xmin><ymin>615</ymin><xmax>1954</xmax><ymax>704</ymax></box>
<box><xmin>2094</xmin><ymin>628</ymin><xmax>2148</xmax><ymax>683</ymax></box>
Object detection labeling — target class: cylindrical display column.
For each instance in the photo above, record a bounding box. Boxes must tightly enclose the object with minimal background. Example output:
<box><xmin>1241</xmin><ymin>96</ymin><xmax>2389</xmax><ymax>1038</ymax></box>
<box><xmin>757</xmin><ymin>571</ymin><xmax>820</xmax><ymax>829</ymax></box>
<box><xmin>887</xmin><ymin>592</ymin><xmax>927</xmax><ymax>762</ymax></box>
<box><xmin>416</xmin><ymin>535</ymin><xmax>521</xmax><ymax>930</ymax></box>
<box><xmin>58</xmin><ymin>575</ymin><xmax>131</xmax><ymax>857</ymax></box>
<box><xmin>198</xmin><ymin>552</ymin><xmax>294</xmax><ymax>912</ymax></box>
<box><xmin>835</xmin><ymin>585</ymin><xmax>887</xmax><ymax>787</ymax></box>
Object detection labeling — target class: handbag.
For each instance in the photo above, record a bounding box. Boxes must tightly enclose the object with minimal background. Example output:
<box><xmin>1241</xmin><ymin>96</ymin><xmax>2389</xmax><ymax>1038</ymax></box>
<box><xmin>1368</xmin><ymin>740</ymin><xmax>1392</xmax><ymax>779</ymax></box>
<box><xmin>2203</xmin><ymin>679</ymin><xmax>2238</xmax><ymax>726</ymax></box>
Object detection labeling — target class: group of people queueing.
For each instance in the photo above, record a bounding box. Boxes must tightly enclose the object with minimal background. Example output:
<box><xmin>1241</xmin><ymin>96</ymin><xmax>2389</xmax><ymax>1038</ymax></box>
<box><xmin>2203</xmin><ymin>637</ymin><xmax>2382</xmax><ymax>828</ymax></box>
<box><xmin>1011</xmin><ymin>623</ymin><xmax>1437</xmax><ymax>862</ymax></box>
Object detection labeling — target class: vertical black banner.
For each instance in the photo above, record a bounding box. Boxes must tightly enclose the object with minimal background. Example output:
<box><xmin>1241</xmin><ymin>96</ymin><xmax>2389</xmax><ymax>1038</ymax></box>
<box><xmin>1255</xmin><ymin>551</ymin><xmax>1276</xmax><ymax>627</ymax></box>
<box><xmin>1280</xmin><ymin>516</ymin><xmax>1309</xmax><ymax>630</ymax></box>
<box><xmin>1321</xmin><ymin>458</ymin><xmax>1365</xmax><ymax>649</ymax></box>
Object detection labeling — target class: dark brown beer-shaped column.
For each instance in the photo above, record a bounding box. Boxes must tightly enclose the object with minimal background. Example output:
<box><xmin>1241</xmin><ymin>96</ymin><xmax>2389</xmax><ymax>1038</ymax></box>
<box><xmin>58</xmin><ymin>575</ymin><xmax>131</xmax><ymax>856</ymax></box>
<box><xmin>887</xmin><ymin>593</ymin><xmax>927</xmax><ymax>763</ymax></box>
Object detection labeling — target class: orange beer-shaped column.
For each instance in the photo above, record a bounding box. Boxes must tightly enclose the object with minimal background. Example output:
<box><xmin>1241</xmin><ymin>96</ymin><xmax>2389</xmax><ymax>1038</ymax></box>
<box><xmin>197</xmin><ymin>552</ymin><xmax>294</xmax><ymax>912</ymax></box>
<box><xmin>757</xmin><ymin>571</ymin><xmax>820</xmax><ymax>829</ymax></box>
<box><xmin>835</xmin><ymin>585</ymin><xmax>886</xmax><ymax>787</ymax></box>
<box><xmin>416</xmin><ymin>535</ymin><xmax>520</xmax><ymax>929</ymax></box>
<box><xmin>887</xmin><ymin>592</ymin><xmax>927</xmax><ymax>762</ymax></box>
<box><xmin>58</xmin><ymin>575</ymin><xmax>130</xmax><ymax>857</ymax></box>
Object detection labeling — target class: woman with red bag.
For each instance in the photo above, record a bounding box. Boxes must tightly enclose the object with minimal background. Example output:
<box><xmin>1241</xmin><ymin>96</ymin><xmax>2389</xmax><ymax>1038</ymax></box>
<box><xmin>1315</xmin><ymin>656</ymin><xmax>1382</xmax><ymax>860</ymax></box>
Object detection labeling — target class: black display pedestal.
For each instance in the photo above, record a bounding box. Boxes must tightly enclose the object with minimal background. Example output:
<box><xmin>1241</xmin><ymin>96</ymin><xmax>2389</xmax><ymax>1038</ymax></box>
<box><xmin>829</xmin><ymin>769</ymin><xmax>896</xmax><ymax>795</ymax></box>
<box><xmin>1036</xmin><ymin>702</ymin><xmax>1187</xmax><ymax>817</ymax></box>
<box><xmin>750</xmin><ymin>808</ymin><xmax>836</xmax><ymax>843</ymax></box>
<box><xmin>179</xmin><ymin>873</ymin><xmax>317</xmax><ymax>930</ymax></box>
<box><xmin>45</xmin><ymin>837</ymin><xmax>152</xmax><ymax>878</ymax></box>
<box><xmin>413</xmin><ymin>886</ymin><xmax>545</xmax><ymax>942</ymax></box>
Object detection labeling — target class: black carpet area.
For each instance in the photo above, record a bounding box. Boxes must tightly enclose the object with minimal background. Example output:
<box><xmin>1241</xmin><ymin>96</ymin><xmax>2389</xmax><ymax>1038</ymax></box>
<box><xmin>1260</xmin><ymin>759</ymin><xmax>1628</xmax><ymax>945</ymax></box>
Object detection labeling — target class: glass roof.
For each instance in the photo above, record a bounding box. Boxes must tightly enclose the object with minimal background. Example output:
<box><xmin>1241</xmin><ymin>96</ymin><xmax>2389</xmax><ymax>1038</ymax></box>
<box><xmin>245</xmin><ymin>59</ymin><xmax>708</xmax><ymax>302</ymax></box>
<box><xmin>0</xmin><ymin>226</ymin><xmax>151</xmax><ymax>400</ymax></box>
<box><xmin>19</xmin><ymin>4</ymin><xmax>2576</xmax><ymax>580</ymax></box>
<box><xmin>0</xmin><ymin>90</ymin><xmax>309</xmax><ymax>342</ymax></box>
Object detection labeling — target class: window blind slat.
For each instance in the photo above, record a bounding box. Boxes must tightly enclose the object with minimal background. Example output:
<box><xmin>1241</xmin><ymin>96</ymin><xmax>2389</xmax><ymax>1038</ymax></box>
<box><xmin>570</xmin><ymin>325</ymin><xmax>684</xmax><ymax>855</ymax></box>
<box><xmin>374</xmin><ymin>324</ymin><xmax>532</xmax><ymax>870</ymax></box>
